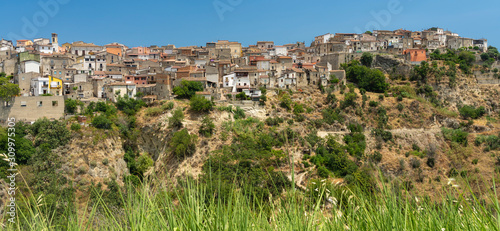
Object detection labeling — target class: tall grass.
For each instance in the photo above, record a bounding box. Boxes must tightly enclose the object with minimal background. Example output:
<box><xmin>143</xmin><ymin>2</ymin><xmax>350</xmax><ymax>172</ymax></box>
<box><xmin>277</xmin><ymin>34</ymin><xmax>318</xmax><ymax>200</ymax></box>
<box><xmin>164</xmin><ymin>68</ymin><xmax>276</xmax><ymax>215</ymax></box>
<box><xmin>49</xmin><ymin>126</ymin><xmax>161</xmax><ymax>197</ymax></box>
<box><xmin>2</xmin><ymin>174</ymin><xmax>500</xmax><ymax>230</ymax></box>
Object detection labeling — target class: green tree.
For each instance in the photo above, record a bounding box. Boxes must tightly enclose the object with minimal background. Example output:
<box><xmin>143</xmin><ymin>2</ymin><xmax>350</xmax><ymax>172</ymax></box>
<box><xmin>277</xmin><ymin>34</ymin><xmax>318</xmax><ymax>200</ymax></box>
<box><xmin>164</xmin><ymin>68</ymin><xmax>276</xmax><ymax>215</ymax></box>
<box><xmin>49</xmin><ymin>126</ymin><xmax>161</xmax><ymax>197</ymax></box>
<box><xmin>190</xmin><ymin>95</ymin><xmax>213</xmax><ymax>112</ymax></box>
<box><xmin>411</xmin><ymin>61</ymin><xmax>430</xmax><ymax>84</ymax></box>
<box><xmin>326</xmin><ymin>92</ymin><xmax>337</xmax><ymax>107</ymax></box>
<box><xmin>65</xmin><ymin>99</ymin><xmax>82</xmax><ymax>114</ymax></box>
<box><xmin>30</xmin><ymin>118</ymin><xmax>71</xmax><ymax>148</ymax></box>
<box><xmin>115</xmin><ymin>95</ymin><xmax>145</xmax><ymax>116</ymax></box>
<box><xmin>170</xmin><ymin>129</ymin><xmax>197</xmax><ymax>160</ymax></box>
<box><xmin>459</xmin><ymin>105</ymin><xmax>486</xmax><ymax>119</ymax></box>
<box><xmin>346</xmin><ymin>62</ymin><xmax>388</xmax><ymax>93</ymax></box>
<box><xmin>360</xmin><ymin>52</ymin><xmax>373</xmax><ymax>67</ymax></box>
<box><xmin>136</xmin><ymin>154</ymin><xmax>153</xmax><ymax>176</ymax></box>
<box><xmin>0</xmin><ymin>73</ymin><xmax>20</xmax><ymax>102</ymax></box>
<box><xmin>169</xmin><ymin>108</ymin><xmax>184</xmax><ymax>129</ymax></box>
<box><xmin>172</xmin><ymin>80</ymin><xmax>203</xmax><ymax>99</ymax></box>
<box><xmin>0</xmin><ymin>123</ymin><xmax>35</xmax><ymax>165</ymax></box>
<box><xmin>199</xmin><ymin>116</ymin><xmax>215</xmax><ymax>137</ymax></box>
<box><xmin>92</xmin><ymin>115</ymin><xmax>113</xmax><ymax>129</ymax></box>
<box><xmin>280</xmin><ymin>93</ymin><xmax>292</xmax><ymax>110</ymax></box>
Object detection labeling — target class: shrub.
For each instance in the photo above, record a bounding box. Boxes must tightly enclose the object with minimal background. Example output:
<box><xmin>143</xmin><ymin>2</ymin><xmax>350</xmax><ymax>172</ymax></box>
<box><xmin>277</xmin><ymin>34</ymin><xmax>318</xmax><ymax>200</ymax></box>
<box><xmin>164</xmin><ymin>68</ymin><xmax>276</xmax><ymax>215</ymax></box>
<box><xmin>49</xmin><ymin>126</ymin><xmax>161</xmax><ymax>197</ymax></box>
<box><xmin>136</xmin><ymin>154</ymin><xmax>154</xmax><ymax>176</ymax></box>
<box><xmin>236</xmin><ymin>92</ymin><xmax>249</xmax><ymax>100</ymax></box>
<box><xmin>410</xmin><ymin>158</ymin><xmax>421</xmax><ymax>169</ymax></box>
<box><xmin>169</xmin><ymin>108</ymin><xmax>184</xmax><ymax>129</ymax></box>
<box><xmin>442</xmin><ymin>128</ymin><xmax>469</xmax><ymax>146</ymax></box>
<box><xmin>145</xmin><ymin>107</ymin><xmax>163</xmax><ymax>117</ymax></box>
<box><xmin>346</xmin><ymin>62</ymin><xmax>389</xmax><ymax>93</ymax></box>
<box><xmin>396</xmin><ymin>103</ymin><xmax>404</xmax><ymax>112</ymax></box>
<box><xmin>459</xmin><ymin>105</ymin><xmax>486</xmax><ymax>119</ymax></box>
<box><xmin>190</xmin><ymin>95</ymin><xmax>213</xmax><ymax>112</ymax></box>
<box><xmin>372</xmin><ymin>129</ymin><xmax>392</xmax><ymax>142</ymax></box>
<box><xmin>199</xmin><ymin>116</ymin><xmax>215</xmax><ymax>137</ymax></box>
<box><xmin>65</xmin><ymin>99</ymin><xmax>82</xmax><ymax>114</ymax></box>
<box><xmin>371</xmin><ymin>151</ymin><xmax>382</xmax><ymax>163</ymax></box>
<box><xmin>378</xmin><ymin>95</ymin><xmax>384</xmax><ymax>101</ymax></box>
<box><xmin>295</xmin><ymin>114</ymin><xmax>305</xmax><ymax>122</ymax></box>
<box><xmin>293</xmin><ymin>103</ymin><xmax>305</xmax><ymax>114</ymax></box>
<box><xmin>369</xmin><ymin>101</ymin><xmax>379</xmax><ymax>107</ymax></box>
<box><xmin>70</xmin><ymin>123</ymin><xmax>81</xmax><ymax>131</ymax></box>
<box><xmin>161</xmin><ymin>101</ymin><xmax>174</xmax><ymax>110</ymax></box>
<box><xmin>426</xmin><ymin>157</ymin><xmax>435</xmax><ymax>168</ymax></box>
<box><xmin>233</xmin><ymin>107</ymin><xmax>246</xmax><ymax>120</ymax></box>
<box><xmin>412</xmin><ymin>144</ymin><xmax>421</xmax><ymax>152</ymax></box>
<box><xmin>77</xmin><ymin>166</ymin><xmax>88</xmax><ymax>175</ymax></box>
<box><xmin>92</xmin><ymin>115</ymin><xmax>113</xmax><ymax>129</ymax></box>
<box><xmin>317</xmin><ymin>166</ymin><xmax>330</xmax><ymax>178</ymax></box>
<box><xmin>115</xmin><ymin>96</ymin><xmax>146</xmax><ymax>116</ymax></box>
<box><xmin>360</xmin><ymin>52</ymin><xmax>373</xmax><ymax>67</ymax></box>
<box><xmin>30</xmin><ymin>118</ymin><xmax>71</xmax><ymax>148</ymax></box>
<box><xmin>265</xmin><ymin>117</ymin><xmax>284</xmax><ymax>126</ymax></box>
<box><xmin>170</xmin><ymin>129</ymin><xmax>197</xmax><ymax>160</ymax></box>
<box><xmin>280</xmin><ymin>93</ymin><xmax>292</xmax><ymax>110</ymax></box>
<box><xmin>172</xmin><ymin>80</ymin><xmax>203</xmax><ymax>99</ymax></box>
<box><xmin>322</xmin><ymin>108</ymin><xmax>344</xmax><ymax>124</ymax></box>
<box><xmin>340</xmin><ymin>92</ymin><xmax>358</xmax><ymax>109</ymax></box>
<box><xmin>102</xmin><ymin>158</ymin><xmax>109</xmax><ymax>166</ymax></box>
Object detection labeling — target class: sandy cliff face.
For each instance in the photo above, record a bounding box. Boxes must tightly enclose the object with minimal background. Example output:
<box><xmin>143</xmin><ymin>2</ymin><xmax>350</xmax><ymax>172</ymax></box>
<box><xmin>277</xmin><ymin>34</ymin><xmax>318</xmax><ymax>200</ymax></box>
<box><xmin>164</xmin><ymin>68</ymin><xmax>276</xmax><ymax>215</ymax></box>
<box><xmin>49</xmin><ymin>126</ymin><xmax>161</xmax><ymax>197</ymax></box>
<box><xmin>54</xmin><ymin>131</ymin><xmax>129</xmax><ymax>187</ymax></box>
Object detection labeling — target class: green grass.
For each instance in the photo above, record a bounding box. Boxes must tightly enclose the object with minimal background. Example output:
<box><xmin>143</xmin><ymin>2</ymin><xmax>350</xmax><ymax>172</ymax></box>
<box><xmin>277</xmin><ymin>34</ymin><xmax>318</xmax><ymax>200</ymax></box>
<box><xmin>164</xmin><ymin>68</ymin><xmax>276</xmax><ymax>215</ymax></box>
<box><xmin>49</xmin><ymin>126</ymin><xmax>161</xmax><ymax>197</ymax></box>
<box><xmin>3</xmin><ymin>174</ymin><xmax>500</xmax><ymax>230</ymax></box>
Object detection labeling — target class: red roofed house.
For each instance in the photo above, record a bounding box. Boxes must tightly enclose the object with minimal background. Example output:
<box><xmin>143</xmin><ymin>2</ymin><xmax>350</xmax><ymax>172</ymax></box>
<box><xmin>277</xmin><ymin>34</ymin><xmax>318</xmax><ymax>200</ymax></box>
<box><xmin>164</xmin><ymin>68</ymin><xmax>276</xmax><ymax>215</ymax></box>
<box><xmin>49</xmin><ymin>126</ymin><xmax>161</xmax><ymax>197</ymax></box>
<box><xmin>403</xmin><ymin>49</ymin><xmax>427</xmax><ymax>63</ymax></box>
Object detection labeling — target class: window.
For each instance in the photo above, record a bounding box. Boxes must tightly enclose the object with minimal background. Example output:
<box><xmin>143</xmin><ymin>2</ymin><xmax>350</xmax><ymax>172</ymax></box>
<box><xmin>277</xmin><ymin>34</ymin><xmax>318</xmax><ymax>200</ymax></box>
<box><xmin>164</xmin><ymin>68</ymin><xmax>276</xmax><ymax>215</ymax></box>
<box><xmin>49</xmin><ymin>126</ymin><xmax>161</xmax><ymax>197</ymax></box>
<box><xmin>20</xmin><ymin>101</ymin><xmax>27</xmax><ymax>107</ymax></box>
<box><xmin>52</xmin><ymin>101</ymin><xmax>58</xmax><ymax>106</ymax></box>
<box><xmin>38</xmin><ymin>101</ymin><xmax>43</xmax><ymax>107</ymax></box>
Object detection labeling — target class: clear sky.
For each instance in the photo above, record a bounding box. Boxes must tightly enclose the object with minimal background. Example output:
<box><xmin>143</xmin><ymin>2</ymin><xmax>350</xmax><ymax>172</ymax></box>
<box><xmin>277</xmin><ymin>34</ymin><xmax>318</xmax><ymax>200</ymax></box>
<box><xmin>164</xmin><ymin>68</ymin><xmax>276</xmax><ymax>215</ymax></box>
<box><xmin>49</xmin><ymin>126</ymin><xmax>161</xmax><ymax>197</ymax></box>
<box><xmin>1</xmin><ymin>0</ymin><xmax>499</xmax><ymax>48</ymax></box>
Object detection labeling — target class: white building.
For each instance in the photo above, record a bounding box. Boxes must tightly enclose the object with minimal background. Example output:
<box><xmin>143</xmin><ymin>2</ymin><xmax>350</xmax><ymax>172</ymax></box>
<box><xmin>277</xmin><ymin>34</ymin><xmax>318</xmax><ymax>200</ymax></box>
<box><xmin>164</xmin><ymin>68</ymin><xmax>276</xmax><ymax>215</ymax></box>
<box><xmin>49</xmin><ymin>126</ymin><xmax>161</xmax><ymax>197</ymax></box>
<box><xmin>35</xmin><ymin>44</ymin><xmax>53</xmax><ymax>54</ymax></box>
<box><xmin>31</xmin><ymin>77</ymin><xmax>50</xmax><ymax>96</ymax></box>
<box><xmin>277</xmin><ymin>70</ymin><xmax>297</xmax><ymax>89</ymax></box>
<box><xmin>79</xmin><ymin>55</ymin><xmax>107</xmax><ymax>73</ymax></box>
<box><xmin>223</xmin><ymin>73</ymin><xmax>235</xmax><ymax>88</ymax></box>
<box><xmin>275</xmin><ymin>46</ymin><xmax>288</xmax><ymax>56</ymax></box>
<box><xmin>20</xmin><ymin>61</ymin><xmax>40</xmax><ymax>73</ymax></box>
<box><xmin>106</xmin><ymin>82</ymin><xmax>137</xmax><ymax>102</ymax></box>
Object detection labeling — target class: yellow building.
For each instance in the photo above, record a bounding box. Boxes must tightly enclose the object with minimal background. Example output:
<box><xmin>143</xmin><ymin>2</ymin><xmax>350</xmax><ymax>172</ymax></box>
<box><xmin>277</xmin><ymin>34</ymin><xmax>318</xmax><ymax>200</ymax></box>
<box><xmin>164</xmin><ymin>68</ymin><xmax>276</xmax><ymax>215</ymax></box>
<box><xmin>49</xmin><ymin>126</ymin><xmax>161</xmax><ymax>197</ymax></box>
<box><xmin>49</xmin><ymin>76</ymin><xmax>63</xmax><ymax>96</ymax></box>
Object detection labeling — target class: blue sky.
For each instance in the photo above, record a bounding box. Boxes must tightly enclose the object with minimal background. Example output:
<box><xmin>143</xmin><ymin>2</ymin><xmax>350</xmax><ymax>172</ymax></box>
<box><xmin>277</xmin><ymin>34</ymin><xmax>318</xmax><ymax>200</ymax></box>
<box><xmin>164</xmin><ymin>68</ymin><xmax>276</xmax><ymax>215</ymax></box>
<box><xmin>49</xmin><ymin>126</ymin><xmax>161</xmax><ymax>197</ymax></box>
<box><xmin>1</xmin><ymin>0</ymin><xmax>499</xmax><ymax>48</ymax></box>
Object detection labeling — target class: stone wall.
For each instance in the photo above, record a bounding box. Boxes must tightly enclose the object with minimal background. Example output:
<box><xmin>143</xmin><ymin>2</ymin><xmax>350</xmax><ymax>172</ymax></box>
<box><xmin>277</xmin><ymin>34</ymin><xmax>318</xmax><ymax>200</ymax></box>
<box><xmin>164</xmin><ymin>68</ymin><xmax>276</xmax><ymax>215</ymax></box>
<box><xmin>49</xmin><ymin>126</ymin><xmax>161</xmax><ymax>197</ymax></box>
<box><xmin>0</xmin><ymin>96</ymin><xmax>65</xmax><ymax>124</ymax></box>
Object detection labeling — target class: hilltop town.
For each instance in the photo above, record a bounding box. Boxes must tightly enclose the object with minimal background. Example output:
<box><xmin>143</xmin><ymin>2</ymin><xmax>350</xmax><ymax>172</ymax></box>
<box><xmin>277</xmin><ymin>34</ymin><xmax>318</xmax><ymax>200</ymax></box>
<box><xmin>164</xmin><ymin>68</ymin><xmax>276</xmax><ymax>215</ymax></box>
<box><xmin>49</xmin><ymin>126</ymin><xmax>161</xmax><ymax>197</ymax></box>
<box><xmin>0</xmin><ymin>27</ymin><xmax>492</xmax><ymax>122</ymax></box>
<box><xmin>1</xmin><ymin>24</ymin><xmax>500</xmax><ymax>229</ymax></box>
